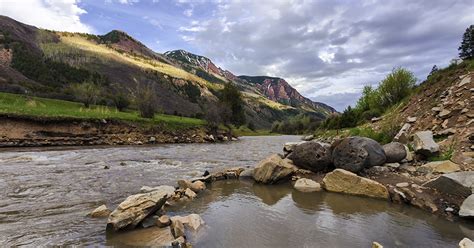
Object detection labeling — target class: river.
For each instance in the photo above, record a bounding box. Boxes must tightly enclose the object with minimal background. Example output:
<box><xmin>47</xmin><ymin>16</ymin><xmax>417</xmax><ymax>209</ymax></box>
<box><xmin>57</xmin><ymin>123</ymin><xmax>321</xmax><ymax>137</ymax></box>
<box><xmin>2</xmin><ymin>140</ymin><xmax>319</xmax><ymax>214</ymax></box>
<box><xmin>0</xmin><ymin>136</ymin><xmax>472</xmax><ymax>247</ymax></box>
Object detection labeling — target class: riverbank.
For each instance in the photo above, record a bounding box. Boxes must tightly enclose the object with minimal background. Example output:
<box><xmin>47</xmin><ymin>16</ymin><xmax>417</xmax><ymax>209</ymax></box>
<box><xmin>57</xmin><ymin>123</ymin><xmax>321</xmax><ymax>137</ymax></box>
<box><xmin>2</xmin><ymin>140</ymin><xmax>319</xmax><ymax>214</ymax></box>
<box><xmin>0</xmin><ymin>113</ymin><xmax>215</xmax><ymax>147</ymax></box>
<box><xmin>0</xmin><ymin>92</ymin><xmax>242</xmax><ymax>147</ymax></box>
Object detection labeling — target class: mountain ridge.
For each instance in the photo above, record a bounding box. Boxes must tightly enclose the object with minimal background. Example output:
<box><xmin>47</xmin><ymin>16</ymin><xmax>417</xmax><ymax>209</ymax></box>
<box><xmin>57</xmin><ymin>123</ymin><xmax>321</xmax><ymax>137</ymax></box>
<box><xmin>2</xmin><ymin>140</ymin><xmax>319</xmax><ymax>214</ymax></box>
<box><xmin>164</xmin><ymin>49</ymin><xmax>336</xmax><ymax>114</ymax></box>
<box><xmin>0</xmin><ymin>15</ymin><xmax>336</xmax><ymax>128</ymax></box>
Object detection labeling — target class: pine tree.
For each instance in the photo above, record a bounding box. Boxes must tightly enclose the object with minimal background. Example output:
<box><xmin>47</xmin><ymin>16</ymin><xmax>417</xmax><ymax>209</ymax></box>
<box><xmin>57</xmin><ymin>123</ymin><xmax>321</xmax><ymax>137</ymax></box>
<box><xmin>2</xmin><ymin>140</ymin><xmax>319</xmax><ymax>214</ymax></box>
<box><xmin>459</xmin><ymin>25</ymin><xmax>474</xmax><ymax>60</ymax></box>
<box><xmin>428</xmin><ymin>65</ymin><xmax>438</xmax><ymax>77</ymax></box>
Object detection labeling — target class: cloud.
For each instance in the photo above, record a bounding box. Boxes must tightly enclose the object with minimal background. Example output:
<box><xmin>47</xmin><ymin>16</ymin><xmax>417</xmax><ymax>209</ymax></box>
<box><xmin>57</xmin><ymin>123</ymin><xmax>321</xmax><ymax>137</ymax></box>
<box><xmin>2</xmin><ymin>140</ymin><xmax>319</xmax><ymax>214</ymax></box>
<box><xmin>179</xmin><ymin>0</ymin><xmax>474</xmax><ymax>111</ymax></box>
<box><xmin>0</xmin><ymin>0</ymin><xmax>92</xmax><ymax>33</ymax></box>
<box><xmin>183</xmin><ymin>8</ymin><xmax>193</xmax><ymax>17</ymax></box>
<box><xmin>143</xmin><ymin>16</ymin><xmax>163</xmax><ymax>29</ymax></box>
<box><xmin>117</xmin><ymin>0</ymin><xmax>139</xmax><ymax>4</ymax></box>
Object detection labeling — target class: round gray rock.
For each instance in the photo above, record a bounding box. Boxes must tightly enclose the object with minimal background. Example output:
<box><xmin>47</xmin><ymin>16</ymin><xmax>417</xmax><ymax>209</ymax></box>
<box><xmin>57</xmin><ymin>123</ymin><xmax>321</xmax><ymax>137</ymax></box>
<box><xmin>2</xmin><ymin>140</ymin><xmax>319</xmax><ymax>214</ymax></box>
<box><xmin>287</xmin><ymin>141</ymin><xmax>332</xmax><ymax>172</ymax></box>
<box><xmin>383</xmin><ymin>142</ymin><xmax>407</xmax><ymax>163</ymax></box>
<box><xmin>332</xmin><ymin>136</ymin><xmax>386</xmax><ymax>173</ymax></box>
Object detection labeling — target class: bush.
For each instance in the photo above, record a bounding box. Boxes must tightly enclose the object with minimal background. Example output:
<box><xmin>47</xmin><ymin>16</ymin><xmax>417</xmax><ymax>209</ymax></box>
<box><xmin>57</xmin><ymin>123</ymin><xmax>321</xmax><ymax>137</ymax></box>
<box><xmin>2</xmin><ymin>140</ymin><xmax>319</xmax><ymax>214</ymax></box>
<box><xmin>183</xmin><ymin>82</ymin><xmax>201</xmax><ymax>103</ymax></box>
<box><xmin>69</xmin><ymin>80</ymin><xmax>100</xmax><ymax>108</ymax></box>
<box><xmin>112</xmin><ymin>93</ymin><xmax>130</xmax><ymax>111</ymax></box>
<box><xmin>271</xmin><ymin>114</ymin><xmax>321</xmax><ymax>134</ymax></box>
<box><xmin>135</xmin><ymin>83</ymin><xmax>157</xmax><ymax>118</ymax></box>
<box><xmin>377</xmin><ymin>67</ymin><xmax>416</xmax><ymax>108</ymax></box>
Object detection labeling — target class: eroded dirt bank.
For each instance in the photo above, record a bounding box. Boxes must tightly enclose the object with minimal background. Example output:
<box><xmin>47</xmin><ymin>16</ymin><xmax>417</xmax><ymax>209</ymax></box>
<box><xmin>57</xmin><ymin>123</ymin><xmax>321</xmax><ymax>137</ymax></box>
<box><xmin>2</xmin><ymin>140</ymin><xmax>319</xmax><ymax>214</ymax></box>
<box><xmin>0</xmin><ymin>114</ymin><xmax>214</xmax><ymax>147</ymax></box>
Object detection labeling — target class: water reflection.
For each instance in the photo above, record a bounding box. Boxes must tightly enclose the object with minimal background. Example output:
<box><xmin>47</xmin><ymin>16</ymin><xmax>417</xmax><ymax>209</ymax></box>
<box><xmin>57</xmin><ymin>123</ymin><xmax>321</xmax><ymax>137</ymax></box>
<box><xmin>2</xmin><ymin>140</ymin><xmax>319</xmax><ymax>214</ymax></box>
<box><xmin>252</xmin><ymin>183</ymin><xmax>292</xmax><ymax>205</ymax></box>
<box><xmin>180</xmin><ymin>180</ymin><xmax>474</xmax><ymax>248</ymax></box>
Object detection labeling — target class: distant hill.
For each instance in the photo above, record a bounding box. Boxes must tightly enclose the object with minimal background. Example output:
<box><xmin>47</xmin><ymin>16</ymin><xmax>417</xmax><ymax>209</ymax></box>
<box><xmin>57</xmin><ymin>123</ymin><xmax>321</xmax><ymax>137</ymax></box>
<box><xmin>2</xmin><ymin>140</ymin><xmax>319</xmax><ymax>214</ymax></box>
<box><xmin>0</xmin><ymin>15</ymin><xmax>336</xmax><ymax>128</ymax></box>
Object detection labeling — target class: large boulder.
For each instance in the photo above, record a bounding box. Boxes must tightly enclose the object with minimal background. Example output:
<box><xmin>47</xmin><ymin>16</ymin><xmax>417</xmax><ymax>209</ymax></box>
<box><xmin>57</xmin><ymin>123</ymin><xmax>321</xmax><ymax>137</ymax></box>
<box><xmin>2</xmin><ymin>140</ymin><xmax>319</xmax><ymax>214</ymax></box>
<box><xmin>423</xmin><ymin>171</ymin><xmax>474</xmax><ymax>198</ymax></box>
<box><xmin>413</xmin><ymin>131</ymin><xmax>439</xmax><ymax>156</ymax></box>
<box><xmin>107</xmin><ymin>185</ymin><xmax>175</xmax><ymax>231</ymax></box>
<box><xmin>253</xmin><ymin>154</ymin><xmax>296</xmax><ymax>184</ymax></box>
<box><xmin>332</xmin><ymin>137</ymin><xmax>386</xmax><ymax>173</ymax></box>
<box><xmin>460</xmin><ymin>194</ymin><xmax>474</xmax><ymax>218</ymax></box>
<box><xmin>294</xmin><ymin>178</ymin><xmax>321</xmax><ymax>192</ymax></box>
<box><xmin>418</xmin><ymin>160</ymin><xmax>461</xmax><ymax>174</ymax></box>
<box><xmin>383</xmin><ymin>142</ymin><xmax>407</xmax><ymax>163</ymax></box>
<box><xmin>287</xmin><ymin>141</ymin><xmax>332</xmax><ymax>172</ymax></box>
<box><xmin>322</xmin><ymin>169</ymin><xmax>389</xmax><ymax>199</ymax></box>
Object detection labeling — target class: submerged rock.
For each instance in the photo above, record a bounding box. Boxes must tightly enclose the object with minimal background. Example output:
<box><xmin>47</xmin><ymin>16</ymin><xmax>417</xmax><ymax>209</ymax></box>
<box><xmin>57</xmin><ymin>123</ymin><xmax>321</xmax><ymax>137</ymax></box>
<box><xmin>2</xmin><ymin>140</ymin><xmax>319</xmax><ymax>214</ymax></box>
<box><xmin>332</xmin><ymin>137</ymin><xmax>386</xmax><ymax>173</ymax></box>
<box><xmin>287</xmin><ymin>141</ymin><xmax>332</xmax><ymax>172</ymax></box>
<box><xmin>107</xmin><ymin>226</ymin><xmax>175</xmax><ymax>247</ymax></box>
<box><xmin>413</xmin><ymin>131</ymin><xmax>439</xmax><ymax>156</ymax></box>
<box><xmin>253</xmin><ymin>154</ymin><xmax>296</xmax><ymax>184</ymax></box>
<box><xmin>460</xmin><ymin>194</ymin><xmax>474</xmax><ymax>218</ymax></box>
<box><xmin>171</xmin><ymin>214</ymin><xmax>205</xmax><ymax>231</ymax></box>
<box><xmin>372</xmin><ymin>242</ymin><xmax>384</xmax><ymax>248</ymax></box>
<box><xmin>157</xmin><ymin>215</ymin><xmax>171</xmax><ymax>227</ymax></box>
<box><xmin>294</xmin><ymin>178</ymin><xmax>321</xmax><ymax>192</ymax></box>
<box><xmin>107</xmin><ymin>185</ymin><xmax>175</xmax><ymax>231</ymax></box>
<box><xmin>239</xmin><ymin>168</ymin><xmax>254</xmax><ymax>179</ymax></box>
<box><xmin>383</xmin><ymin>142</ymin><xmax>407</xmax><ymax>163</ymax></box>
<box><xmin>322</xmin><ymin>169</ymin><xmax>389</xmax><ymax>199</ymax></box>
<box><xmin>423</xmin><ymin>171</ymin><xmax>474</xmax><ymax>198</ymax></box>
<box><xmin>178</xmin><ymin>179</ymin><xmax>206</xmax><ymax>193</ymax></box>
<box><xmin>89</xmin><ymin>204</ymin><xmax>111</xmax><ymax>218</ymax></box>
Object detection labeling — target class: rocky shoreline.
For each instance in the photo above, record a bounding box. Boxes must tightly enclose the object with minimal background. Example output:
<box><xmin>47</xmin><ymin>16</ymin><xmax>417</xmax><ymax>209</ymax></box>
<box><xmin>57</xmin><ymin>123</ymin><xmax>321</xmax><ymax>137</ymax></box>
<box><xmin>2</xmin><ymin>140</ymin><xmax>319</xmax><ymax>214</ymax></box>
<box><xmin>90</xmin><ymin>132</ymin><xmax>473</xmax><ymax>247</ymax></box>
<box><xmin>0</xmin><ymin>114</ymin><xmax>236</xmax><ymax>147</ymax></box>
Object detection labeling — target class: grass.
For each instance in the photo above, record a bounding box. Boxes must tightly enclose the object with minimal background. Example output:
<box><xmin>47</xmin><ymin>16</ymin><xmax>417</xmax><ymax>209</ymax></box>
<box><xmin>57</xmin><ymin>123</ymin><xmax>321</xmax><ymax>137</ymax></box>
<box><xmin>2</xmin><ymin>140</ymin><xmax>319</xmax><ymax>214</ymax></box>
<box><xmin>428</xmin><ymin>145</ymin><xmax>454</xmax><ymax>161</ymax></box>
<box><xmin>231</xmin><ymin>125</ymin><xmax>277</xmax><ymax>136</ymax></box>
<box><xmin>314</xmin><ymin>126</ymin><xmax>392</xmax><ymax>144</ymax></box>
<box><xmin>0</xmin><ymin>92</ymin><xmax>205</xmax><ymax>130</ymax></box>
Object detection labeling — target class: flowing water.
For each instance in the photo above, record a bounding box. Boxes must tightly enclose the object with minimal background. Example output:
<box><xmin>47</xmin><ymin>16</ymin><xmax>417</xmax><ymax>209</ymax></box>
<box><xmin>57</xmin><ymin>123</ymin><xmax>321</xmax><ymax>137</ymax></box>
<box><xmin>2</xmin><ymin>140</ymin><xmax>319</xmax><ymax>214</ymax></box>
<box><xmin>0</xmin><ymin>136</ymin><xmax>472</xmax><ymax>247</ymax></box>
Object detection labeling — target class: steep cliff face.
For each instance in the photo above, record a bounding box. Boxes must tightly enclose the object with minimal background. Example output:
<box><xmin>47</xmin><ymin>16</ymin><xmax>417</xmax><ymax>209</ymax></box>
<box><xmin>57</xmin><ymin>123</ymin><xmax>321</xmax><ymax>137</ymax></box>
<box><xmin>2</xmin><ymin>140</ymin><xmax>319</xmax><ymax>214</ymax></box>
<box><xmin>238</xmin><ymin>75</ymin><xmax>336</xmax><ymax>115</ymax></box>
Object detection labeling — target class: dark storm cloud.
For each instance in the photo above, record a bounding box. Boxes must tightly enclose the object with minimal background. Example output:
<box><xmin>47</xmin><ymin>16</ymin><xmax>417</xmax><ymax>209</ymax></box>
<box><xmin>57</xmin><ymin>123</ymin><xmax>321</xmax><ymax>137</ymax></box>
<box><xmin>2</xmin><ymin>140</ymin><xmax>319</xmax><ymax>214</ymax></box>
<box><xmin>179</xmin><ymin>0</ymin><xmax>474</xmax><ymax>111</ymax></box>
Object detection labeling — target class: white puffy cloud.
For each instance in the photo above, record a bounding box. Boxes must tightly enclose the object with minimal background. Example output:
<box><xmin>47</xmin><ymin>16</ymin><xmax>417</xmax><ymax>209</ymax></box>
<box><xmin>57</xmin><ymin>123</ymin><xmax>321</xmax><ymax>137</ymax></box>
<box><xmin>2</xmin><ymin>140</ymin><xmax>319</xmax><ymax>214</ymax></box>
<box><xmin>179</xmin><ymin>0</ymin><xmax>474</xmax><ymax>110</ymax></box>
<box><xmin>0</xmin><ymin>0</ymin><xmax>92</xmax><ymax>33</ymax></box>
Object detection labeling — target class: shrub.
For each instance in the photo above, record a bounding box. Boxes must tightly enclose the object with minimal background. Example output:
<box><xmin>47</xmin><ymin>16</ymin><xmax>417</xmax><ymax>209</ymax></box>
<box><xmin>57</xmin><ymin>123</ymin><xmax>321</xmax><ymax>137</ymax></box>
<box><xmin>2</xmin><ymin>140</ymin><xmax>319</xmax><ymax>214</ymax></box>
<box><xmin>135</xmin><ymin>83</ymin><xmax>157</xmax><ymax>118</ymax></box>
<box><xmin>69</xmin><ymin>80</ymin><xmax>100</xmax><ymax>108</ymax></box>
<box><xmin>377</xmin><ymin>67</ymin><xmax>416</xmax><ymax>108</ymax></box>
<box><xmin>112</xmin><ymin>93</ymin><xmax>130</xmax><ymax>111</ymax></box>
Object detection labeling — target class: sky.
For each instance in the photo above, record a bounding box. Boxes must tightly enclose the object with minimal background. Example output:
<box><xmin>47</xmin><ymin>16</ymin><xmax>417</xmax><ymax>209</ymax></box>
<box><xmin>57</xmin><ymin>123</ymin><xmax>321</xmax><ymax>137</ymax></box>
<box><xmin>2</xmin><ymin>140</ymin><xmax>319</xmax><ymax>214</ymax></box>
<box><xmin>0</xmin><ymin>0</ymin><xmax>473</xmax><ymax>111</ymax></box>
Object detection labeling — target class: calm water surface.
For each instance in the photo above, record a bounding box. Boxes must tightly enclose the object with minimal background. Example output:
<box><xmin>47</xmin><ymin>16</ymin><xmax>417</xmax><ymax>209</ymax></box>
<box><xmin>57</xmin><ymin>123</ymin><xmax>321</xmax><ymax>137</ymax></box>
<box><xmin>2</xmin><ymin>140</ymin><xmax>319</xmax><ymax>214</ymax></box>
<box><xmin>0</xmin><ymin>136</ymin><xmax>472</xmax><ymax>247</ymax></box>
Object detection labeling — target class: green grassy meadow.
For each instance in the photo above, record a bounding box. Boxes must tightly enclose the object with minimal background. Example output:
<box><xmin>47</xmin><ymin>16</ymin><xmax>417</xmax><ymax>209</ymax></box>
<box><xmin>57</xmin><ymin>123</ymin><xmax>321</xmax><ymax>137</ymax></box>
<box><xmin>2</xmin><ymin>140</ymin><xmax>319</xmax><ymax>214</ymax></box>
<box><xmin>0</xmin><ymin>92</ymin><xmax>205</xmax><ymax>129</ymax></box>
